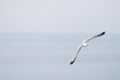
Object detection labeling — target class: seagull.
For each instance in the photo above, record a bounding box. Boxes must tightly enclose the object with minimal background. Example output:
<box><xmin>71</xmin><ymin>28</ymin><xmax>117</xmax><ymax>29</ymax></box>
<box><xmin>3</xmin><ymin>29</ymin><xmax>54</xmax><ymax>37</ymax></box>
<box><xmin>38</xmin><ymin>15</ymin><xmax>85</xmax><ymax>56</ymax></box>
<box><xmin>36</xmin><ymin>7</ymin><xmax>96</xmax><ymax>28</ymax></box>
<box><xmin>69</xmin><ymin>31</ymin><xmax>106</xmax><ymax>65</ymax></box>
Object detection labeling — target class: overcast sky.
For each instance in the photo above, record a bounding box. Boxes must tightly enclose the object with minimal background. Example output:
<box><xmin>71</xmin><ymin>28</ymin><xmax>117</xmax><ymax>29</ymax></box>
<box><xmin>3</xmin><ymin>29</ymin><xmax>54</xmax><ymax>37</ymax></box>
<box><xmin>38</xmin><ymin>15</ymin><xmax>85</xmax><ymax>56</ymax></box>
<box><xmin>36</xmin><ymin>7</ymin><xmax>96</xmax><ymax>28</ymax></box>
<box><xmin>0</xmin><ymin>0</ymin><xmax>120</xmax><ymax>33</ymax></box>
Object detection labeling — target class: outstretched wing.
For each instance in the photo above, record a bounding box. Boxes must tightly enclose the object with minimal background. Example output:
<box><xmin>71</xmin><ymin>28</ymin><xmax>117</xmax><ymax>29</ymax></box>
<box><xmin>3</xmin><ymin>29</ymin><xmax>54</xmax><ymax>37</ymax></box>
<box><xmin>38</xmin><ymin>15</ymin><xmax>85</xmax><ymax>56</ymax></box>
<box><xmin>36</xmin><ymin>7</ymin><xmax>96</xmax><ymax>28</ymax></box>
<box><xmin>85</xmin><ymin>31</ymin><xmax>105</xmax><ymax>43</ymax></box>
<box><xmin>69</xmin><ymin>45</ymin><xmax>83</xmax><ymax>65</ymax></box>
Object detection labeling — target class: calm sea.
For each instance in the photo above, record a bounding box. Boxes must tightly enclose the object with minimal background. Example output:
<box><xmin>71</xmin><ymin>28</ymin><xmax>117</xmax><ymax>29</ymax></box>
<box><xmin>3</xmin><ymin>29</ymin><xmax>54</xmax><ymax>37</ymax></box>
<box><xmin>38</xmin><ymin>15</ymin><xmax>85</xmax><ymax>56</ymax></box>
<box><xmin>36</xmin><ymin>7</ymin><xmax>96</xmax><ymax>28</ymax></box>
<box><xmin>0</xmin><ymin>33</ymin><xmax>120</xmax><ymax>80</ymax></box>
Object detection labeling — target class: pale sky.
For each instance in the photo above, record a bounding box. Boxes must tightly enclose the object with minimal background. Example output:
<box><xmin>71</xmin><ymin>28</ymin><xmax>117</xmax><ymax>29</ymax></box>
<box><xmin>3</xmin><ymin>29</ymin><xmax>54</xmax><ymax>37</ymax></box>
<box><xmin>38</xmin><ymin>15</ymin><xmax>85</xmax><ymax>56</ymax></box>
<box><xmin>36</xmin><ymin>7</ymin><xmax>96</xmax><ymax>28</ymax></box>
<box><xmin>0</xmin><ymin>0</ymin><xmax>120</xmax><ymax>33</ymax></box>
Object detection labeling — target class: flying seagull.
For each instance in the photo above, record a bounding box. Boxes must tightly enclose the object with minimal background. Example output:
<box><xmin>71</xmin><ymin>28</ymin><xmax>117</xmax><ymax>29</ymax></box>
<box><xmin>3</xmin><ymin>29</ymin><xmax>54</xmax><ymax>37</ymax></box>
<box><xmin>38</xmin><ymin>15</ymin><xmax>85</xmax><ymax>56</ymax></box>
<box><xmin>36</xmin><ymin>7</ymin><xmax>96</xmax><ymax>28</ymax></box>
<box><xmin>69</xmin><ymin>31</ymin><xmax>106</xmax><ymax>65</ymax></box>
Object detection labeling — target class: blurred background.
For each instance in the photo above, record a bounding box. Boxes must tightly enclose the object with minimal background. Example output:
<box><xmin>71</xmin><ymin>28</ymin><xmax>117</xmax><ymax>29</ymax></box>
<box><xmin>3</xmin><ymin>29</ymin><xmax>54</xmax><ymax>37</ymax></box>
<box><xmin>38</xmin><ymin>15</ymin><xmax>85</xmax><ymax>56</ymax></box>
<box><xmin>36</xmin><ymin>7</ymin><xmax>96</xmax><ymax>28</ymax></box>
<box><xmin>0</xmin><ymin>0</ymin><xmax>120</xmax><ymax>80</ymax></box>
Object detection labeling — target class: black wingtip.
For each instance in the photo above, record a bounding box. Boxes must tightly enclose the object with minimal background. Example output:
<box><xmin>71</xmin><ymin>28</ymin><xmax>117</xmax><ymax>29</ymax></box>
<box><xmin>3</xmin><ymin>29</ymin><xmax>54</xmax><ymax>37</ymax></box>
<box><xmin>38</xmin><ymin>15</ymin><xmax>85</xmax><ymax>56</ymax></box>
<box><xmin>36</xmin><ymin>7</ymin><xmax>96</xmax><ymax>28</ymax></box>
<box><xmin>69</xmin><ymin>61</ymin><xmax>74</xmax><ymax>65</ymax></box>
<box><xmin>101</xmin><ymin>31</ymin><xmax>106</xmax><ymax>35</ymax></box>
<box><xmin>69</xmin><ymin>62</ymin><xmax>73</xmax><ymax>65</ymax></box>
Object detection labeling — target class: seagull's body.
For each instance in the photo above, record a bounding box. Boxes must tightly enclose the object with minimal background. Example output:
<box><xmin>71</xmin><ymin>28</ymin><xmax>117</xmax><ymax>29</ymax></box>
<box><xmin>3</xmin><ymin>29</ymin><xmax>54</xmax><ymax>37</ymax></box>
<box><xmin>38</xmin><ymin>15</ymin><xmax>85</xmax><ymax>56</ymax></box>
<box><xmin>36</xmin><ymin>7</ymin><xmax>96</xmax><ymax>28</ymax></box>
<box><xmin>69</xmin><ymin>31</ymin><xmax>106</xmax><ymax>65</ymax></box>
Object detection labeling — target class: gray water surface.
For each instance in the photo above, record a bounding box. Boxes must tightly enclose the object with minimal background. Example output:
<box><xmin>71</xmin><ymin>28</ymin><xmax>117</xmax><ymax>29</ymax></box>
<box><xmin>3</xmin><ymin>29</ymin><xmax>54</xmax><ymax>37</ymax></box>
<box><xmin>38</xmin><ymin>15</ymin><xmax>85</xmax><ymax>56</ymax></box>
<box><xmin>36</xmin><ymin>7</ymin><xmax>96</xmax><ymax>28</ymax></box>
<box><xmin>0</xmin><ymin>33</ymin><xmax>120</xmax><ymax>80</ymax></box>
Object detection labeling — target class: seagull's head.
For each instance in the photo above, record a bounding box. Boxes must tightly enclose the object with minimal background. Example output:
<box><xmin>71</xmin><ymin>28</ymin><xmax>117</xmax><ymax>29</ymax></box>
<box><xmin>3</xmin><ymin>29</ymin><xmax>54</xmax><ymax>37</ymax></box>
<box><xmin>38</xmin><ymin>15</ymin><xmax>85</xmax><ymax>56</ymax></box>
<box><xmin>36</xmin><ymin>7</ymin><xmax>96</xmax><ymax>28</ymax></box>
<box><xmin>82</xmin><ymin>42</ymin><xmax>88</xmax><ymax>47</ymax></box>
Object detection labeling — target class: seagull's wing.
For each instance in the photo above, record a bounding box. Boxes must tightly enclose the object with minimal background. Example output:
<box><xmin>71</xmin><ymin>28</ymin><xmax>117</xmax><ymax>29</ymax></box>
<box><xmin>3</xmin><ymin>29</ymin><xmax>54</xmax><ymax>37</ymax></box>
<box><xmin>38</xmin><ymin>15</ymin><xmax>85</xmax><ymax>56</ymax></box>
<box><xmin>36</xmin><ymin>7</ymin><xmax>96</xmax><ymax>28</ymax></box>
<box><xmin>85</xmin><ymin>31</ymin><xmax>105</xmax><ymax>43</ymax></box>
<box><xmin>69</xmin><ymin>45</ymin><xmax>83</xmax><ymax>65</ymax></box>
